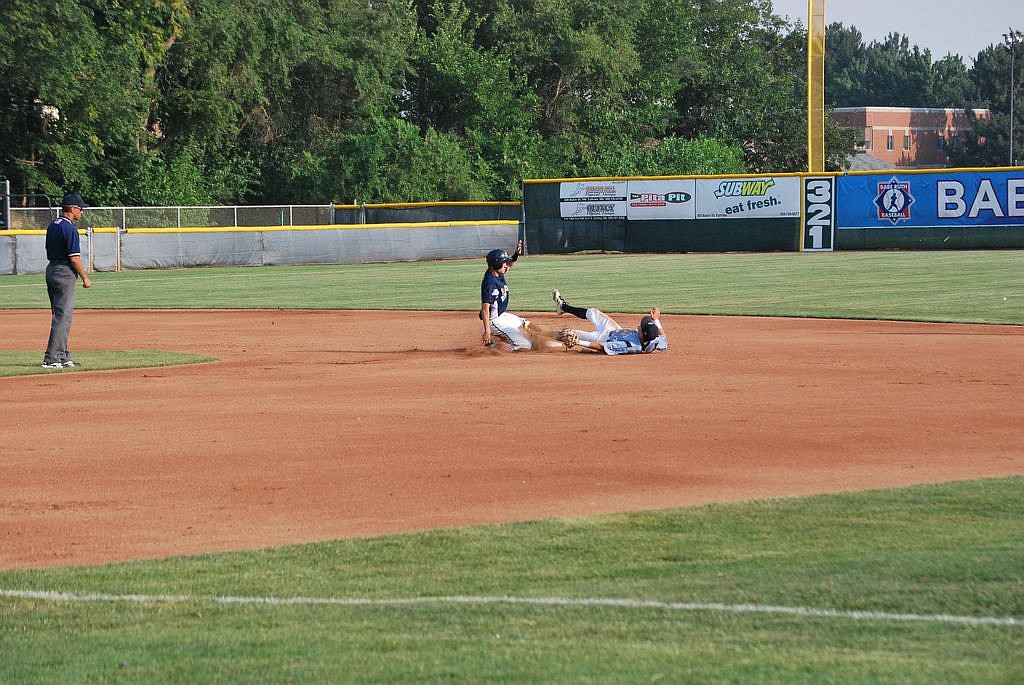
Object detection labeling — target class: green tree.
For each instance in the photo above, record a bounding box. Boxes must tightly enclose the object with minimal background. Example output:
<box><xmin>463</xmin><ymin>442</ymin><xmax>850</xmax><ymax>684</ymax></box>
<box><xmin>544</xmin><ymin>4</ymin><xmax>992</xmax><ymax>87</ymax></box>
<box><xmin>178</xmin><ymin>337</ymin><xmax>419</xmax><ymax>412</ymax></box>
<box><xmin>262</xmin><ymin>0</ymin><xmax>419</xmax><ymax>203</ymax></box>
<box><xmin>474</xmin><ymin>0</ymin><xmax>741</xmax><ymax>178</ymax></box>
<box><xmin>1</xmin><ymin>0</ymin><xmax>867</xmax><ymax>207</ymax></box>
<box><xmin>403</xmin><ymin>0</ymin><xmax>544</xmax><ymax>198</ymax></box>
<box><xmin>298</xmin><ymin>116</ymin><xmax>495</xmax><ymax>203</ymax></box>
<box><xmin>0</xmin><ymin>0</ymin><xmax>189</xmax><ymax>205</ymax></box>
<box><xmin>829</xmin><ymin>33</ymin><xmax>935</xmax><ymax>107</ymax></box>
<box><xmin>673</xmin><ymin>0</ymin><xmax>836</xmax><ymax>172</ymax></box>
<box><xmin>931</xmin><ymin>54</ymin><xmax>977</xmax><ymax>107</ymax></box>
<box><xmin>824</xmin><ymin>22</ymin><xmax>866</xmax><ymax>94</ymax></box>
<box><xmin>155</xmin><ymin>0</ymin><xmax>418</xmax><ymax>205</ymax></box>
<box><xmin>948</xmin><ymin>44</ymin><xmax>1017</xmax><ymax>167</ymax></box>
<box><xmin>154</xmin><ymin>0</ymin><xmax>291</xmax><ymax>203</ymax></box>
<box><xmin>825</xmin><ymin>28</ymin><xmax>973</xmax><ymax>109</ymax></box>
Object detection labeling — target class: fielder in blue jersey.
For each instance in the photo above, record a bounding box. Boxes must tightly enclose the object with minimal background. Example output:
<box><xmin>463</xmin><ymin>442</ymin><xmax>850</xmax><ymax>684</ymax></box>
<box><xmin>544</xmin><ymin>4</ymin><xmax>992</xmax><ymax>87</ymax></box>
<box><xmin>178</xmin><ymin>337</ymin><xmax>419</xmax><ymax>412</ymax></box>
<box><xmin>550</xmin><ymin>290</ymin><xmax>668</xmax><ymax>355</ymax></box>
<box><xmin>480</xmin><ymin>240</ymin><xmax>536</xmax><ymax>350</ymax></box>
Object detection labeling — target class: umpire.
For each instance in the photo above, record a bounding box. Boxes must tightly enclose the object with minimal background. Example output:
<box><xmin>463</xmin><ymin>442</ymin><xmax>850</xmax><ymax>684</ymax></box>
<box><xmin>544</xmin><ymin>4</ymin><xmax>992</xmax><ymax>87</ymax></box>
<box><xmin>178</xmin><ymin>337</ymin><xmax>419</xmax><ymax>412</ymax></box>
<box><xmin>42</xmin><ymin>192</ymin><xmax>92</xmax><ymax>369</ymax></box>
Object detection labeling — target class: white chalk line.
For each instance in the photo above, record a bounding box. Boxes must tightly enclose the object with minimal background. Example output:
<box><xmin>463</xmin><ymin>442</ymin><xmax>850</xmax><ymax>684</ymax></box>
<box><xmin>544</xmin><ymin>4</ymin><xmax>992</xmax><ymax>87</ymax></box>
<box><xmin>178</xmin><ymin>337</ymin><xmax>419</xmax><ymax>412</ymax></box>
<box><xmin>2</xmin><ymin>589</ymin><xmax>1021</xmax><ymax>627</ymax></box>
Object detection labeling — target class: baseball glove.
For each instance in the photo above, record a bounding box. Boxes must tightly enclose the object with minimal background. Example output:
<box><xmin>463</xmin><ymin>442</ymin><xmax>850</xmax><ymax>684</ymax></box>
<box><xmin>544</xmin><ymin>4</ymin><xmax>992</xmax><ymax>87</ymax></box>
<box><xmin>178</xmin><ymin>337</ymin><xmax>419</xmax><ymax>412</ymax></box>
<box><xmin>557</xmin><ymin>328</ymin><xmax>579</xmax><ymax>349</ymax></box>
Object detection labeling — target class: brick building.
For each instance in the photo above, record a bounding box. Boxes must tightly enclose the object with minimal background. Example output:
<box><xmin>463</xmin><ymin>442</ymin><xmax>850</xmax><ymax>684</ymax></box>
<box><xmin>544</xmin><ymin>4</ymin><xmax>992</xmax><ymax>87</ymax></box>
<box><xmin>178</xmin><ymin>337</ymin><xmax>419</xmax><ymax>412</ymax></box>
<box><xmin>832</xmin><ymin>106</ymin><xmax>989</xmax><ymax>169</ymax></box>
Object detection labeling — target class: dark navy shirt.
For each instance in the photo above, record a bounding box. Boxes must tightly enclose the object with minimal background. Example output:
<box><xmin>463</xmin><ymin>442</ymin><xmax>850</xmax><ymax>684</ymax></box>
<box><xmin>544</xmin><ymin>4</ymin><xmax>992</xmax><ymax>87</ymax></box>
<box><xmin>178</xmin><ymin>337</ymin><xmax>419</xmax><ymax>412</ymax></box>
<box><xmin>45</xmin><ymin>216</ymin><xmax>80</xmax><ymax>261</ymax></box>
<box><xmin>480</xmin><ymin>269</ymin><xmax>509</xmax><ymax>319</ymax></box>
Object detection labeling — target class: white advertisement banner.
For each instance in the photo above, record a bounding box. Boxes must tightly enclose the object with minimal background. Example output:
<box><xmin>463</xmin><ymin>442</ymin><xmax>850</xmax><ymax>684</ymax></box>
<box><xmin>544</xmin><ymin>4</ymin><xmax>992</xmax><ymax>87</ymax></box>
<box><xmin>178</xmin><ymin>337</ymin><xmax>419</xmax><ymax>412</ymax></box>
<box><xmin>696</xmin><ymin>177</ymin><xmax>801</xmax><ymax>220</ymax></box>
<box><xmin>559</xmin><ymin>181</ymin><xmax>628</xmax><ymax>220</ymax></box>
<box><xmin>625</xmin><ymin>179</ymin><xmax>697</xmax><ymax>220</ymax></box>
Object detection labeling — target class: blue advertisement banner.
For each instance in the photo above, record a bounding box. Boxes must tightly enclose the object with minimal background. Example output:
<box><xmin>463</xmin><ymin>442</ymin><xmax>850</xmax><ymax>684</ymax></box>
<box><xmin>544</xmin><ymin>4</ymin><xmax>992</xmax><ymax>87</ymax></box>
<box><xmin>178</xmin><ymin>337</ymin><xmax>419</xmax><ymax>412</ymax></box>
<box><xmin>837</xmin><ymin>170</ymin><xmax>1024</xmax><ymax>229</ymax></box>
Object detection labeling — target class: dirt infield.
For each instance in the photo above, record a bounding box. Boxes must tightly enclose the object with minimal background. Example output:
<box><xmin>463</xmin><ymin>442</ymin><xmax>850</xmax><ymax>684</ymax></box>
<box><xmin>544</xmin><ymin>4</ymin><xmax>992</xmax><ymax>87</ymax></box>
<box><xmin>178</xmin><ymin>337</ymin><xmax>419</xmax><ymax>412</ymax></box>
<box><xmin>2</xmin><ymin>309</ymin><xmax>1022</xmax><ymax>569</ymax></box>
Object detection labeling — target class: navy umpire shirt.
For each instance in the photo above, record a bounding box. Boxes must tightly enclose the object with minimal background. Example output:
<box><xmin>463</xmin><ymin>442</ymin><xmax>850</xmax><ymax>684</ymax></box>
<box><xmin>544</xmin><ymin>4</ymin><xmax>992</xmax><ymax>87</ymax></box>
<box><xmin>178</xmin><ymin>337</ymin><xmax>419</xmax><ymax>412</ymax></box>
<box><xmin>45</xmin><ymin>216</ymin><xmax>81</xmax><ymax>261</ymax></box>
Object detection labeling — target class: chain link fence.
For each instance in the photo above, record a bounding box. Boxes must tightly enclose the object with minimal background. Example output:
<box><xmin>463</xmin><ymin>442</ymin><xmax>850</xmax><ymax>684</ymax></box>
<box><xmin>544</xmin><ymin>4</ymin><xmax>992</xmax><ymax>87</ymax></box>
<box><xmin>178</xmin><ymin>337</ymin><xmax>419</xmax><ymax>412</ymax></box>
<box><xmin>8</xmin><ymin>205</ymin><xmax>332</xmax><ymax>230</ymax></box>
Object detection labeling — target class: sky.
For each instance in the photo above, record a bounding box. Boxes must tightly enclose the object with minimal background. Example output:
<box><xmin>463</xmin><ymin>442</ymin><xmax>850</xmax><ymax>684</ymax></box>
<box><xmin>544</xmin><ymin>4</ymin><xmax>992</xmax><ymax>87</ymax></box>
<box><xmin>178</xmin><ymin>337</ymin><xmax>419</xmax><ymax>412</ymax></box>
<box><xmin>770</xmin><ymin>0</ymin><xmax>1021</xmax><ymax>62</ymax></box>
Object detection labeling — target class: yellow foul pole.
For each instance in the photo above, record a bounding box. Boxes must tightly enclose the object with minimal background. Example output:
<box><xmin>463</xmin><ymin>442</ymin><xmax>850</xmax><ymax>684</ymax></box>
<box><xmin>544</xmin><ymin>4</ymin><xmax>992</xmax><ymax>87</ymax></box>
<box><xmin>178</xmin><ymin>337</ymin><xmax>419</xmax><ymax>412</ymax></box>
<box><xmin>807</xmin><ymin>0</ymin><xmax>826</xmax><ymax>172</ymax></box>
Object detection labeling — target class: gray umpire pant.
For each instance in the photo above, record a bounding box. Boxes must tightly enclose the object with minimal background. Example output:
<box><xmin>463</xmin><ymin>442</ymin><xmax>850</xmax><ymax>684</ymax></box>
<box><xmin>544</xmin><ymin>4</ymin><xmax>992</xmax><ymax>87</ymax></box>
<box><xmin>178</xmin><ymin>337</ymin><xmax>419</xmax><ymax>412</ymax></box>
<box><xmin>44</xmin><ymin>262</ymin><xmax>77</xmax><ymax>364</ymax></box>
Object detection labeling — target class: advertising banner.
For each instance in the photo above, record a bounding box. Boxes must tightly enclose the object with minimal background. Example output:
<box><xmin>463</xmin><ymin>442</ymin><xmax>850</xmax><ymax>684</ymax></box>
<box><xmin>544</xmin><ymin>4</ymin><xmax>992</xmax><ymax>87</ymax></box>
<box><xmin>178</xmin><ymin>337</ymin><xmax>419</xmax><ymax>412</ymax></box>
<box><xmin>559</xmin><ymin>181</ymin><xmax>627</xmax><ymax>220</ymax></box>
<box><xmin>837</xmin><ymin>171</ymin><xmax>1024</xmax><ymax>229</ymax></box>
<box><xmin>695</xmin><ymin>177</ymin><xmax>801</xmax><ymax>220</ymax></box>
<box><xmin>624</xmin><ymin>179</ymin><xmax>697</xmax><ymax>220</ymax></box>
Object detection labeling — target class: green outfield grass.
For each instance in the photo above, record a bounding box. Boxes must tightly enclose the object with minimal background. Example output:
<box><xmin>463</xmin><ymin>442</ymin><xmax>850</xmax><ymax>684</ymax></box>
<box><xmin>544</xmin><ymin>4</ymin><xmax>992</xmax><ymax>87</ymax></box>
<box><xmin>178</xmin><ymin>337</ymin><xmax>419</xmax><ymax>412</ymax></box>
<box><xmin>1</xmin><ymin>250</ymin><xmax>1022</xmax><ymax>323</ymax></box>
<box><xmin>1</xmin><ymin>478</ymin><xmax>1021</xmax><ymax>683</ymax></box>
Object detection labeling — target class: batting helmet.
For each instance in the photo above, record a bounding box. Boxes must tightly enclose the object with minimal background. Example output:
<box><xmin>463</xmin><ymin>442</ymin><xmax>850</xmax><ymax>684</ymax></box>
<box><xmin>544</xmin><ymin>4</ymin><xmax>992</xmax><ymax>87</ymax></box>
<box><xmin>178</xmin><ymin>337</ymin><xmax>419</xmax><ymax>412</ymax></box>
<box><xmin>486</xmin><ymin>248</ymin><xmax>514</xmax><ymax>271</ymax></box>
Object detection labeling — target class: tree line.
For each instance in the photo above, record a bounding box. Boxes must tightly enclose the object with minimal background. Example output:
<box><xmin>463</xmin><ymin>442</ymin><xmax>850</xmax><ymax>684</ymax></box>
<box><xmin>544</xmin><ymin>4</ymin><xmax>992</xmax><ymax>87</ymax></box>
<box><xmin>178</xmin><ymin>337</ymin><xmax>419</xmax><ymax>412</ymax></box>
<box><xmin>0</xmin><ymin>1</ymin><xmax>1018</xmax><ymax>207</ymax></box>
<box><xmin>826</xmin><ymin>24</ymin><xmax>1019</xmax><ymax>167</ymax></box>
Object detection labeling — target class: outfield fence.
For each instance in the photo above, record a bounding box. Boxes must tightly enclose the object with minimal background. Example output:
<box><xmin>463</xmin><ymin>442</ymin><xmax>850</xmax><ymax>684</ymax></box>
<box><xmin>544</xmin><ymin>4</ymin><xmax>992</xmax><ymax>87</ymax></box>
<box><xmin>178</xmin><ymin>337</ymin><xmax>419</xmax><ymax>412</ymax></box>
<box><xmin>524</xmin><ymin>167</ymin><xmax>1024</xmax><ymax>253</ymax></box>
<box><xmin>1</xmin><ymin>201</ymin><xmax>524</xmax><ymax>275</ymax></box>
<box><xmin>5</xmin><ymin>167</ymin><xmax>1023</xmax><ymax>275</ymax></box>
<box><xmin>0</xmin><ymin>221</ymin><xmax>522</xmax><ymax>275</ymax></box>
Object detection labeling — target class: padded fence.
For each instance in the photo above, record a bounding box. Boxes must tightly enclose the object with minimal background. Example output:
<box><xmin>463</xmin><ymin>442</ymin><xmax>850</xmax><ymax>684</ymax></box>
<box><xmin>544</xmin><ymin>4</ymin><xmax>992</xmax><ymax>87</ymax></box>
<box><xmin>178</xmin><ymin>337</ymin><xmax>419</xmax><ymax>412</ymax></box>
<box><xmin>523</xmin><ymin>168</ymin><xmax>1024</xmax><ymax>253</ymax></box>
<box><xmin>835</xmin><ymin>169</ymin><xmax>1024</xmax><ymax>249</ymax></box>
<box><xmin>523</xmin><ymin>176</ymin><xmax>803</xmax><ymax>253</ymax></box>
<box><xmin>5</xmin><ymin>170</ymin><xmax>1022</xmax><ymax>274</ymax></box>
<box><xmin>0</xmin><ymin>221</ymin><xmax>521</xmax><ymax>275</ymax></box>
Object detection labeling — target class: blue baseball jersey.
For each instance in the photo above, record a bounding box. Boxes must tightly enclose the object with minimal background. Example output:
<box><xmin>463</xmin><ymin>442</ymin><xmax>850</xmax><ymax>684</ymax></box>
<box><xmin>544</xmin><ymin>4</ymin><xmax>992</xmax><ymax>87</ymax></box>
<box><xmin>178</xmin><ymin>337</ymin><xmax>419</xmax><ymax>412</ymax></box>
<box><xmin>45</xmin><ymin>216</ymin><xmax>81</xmax><ymax>260</ymax></box>
<box><xmin>481</xmin><ymin>270</ymin><xmax>509</xmax><ymax>319</ymax></box>
<box><xmin>602</xmin><ymin>330</ymin><xmax>669</xmax><ymax>355</ymax></box>
<box><xmin>602</xmin><ymin>329</ymin><xmax>645</xmax><ymax>355</ymax></box>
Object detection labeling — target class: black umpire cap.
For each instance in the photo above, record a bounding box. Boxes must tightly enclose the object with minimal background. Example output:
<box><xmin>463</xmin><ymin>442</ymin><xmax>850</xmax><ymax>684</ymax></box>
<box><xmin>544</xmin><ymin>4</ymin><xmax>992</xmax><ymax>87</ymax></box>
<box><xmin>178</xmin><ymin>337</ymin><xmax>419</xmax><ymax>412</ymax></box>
<box><xmin>60</xmin><ymin>193</ymin><xmax>89</xmax><ymax>209</ymax></box>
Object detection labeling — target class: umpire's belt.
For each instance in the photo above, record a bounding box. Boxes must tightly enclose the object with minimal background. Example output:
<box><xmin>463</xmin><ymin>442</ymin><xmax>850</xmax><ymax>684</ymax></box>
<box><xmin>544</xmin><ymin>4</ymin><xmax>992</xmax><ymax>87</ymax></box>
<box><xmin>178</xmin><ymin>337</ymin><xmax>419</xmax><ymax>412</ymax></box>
<box><xmin>49</xmin><ymin>258</ymin><xmax>71</xmax><ymax>264</ymax></box>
